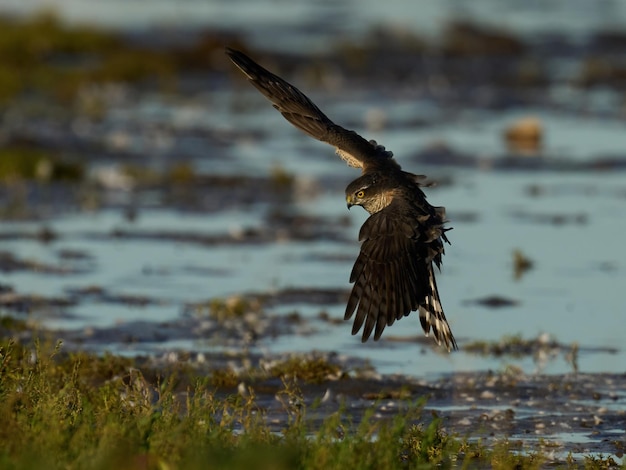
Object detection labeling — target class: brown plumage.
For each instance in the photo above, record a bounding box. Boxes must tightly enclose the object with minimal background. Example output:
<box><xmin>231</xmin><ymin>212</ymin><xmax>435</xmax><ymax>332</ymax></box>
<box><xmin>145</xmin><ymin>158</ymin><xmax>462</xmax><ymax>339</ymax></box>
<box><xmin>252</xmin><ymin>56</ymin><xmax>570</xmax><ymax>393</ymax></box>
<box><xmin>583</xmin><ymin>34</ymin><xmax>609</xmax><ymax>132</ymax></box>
<box><xmin>226</xmin><ymin>48</ymin><xmax>457</xmax><ymax>351</ymax></box>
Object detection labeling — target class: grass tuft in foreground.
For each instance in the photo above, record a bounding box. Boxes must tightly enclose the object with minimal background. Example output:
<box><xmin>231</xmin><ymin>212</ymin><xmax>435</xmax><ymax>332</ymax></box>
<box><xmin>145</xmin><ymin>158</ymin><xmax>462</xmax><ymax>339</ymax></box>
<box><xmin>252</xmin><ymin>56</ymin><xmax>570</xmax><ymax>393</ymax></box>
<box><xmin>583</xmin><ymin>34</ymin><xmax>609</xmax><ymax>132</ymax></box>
<box><xmin>0</xmin><ymin>338</ymin><xmax>617</xmax><ymax>469</ymax></box>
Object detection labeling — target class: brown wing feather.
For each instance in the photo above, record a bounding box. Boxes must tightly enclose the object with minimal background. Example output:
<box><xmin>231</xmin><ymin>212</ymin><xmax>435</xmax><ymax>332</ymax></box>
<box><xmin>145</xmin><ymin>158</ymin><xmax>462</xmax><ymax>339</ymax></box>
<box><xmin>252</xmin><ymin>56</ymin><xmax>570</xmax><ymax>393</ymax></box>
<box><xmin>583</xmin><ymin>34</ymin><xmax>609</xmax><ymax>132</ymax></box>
<box><xmin>226</xmin><ymin>48</ymin><xmax>395</xmax><ymax>171</ymax></box>
<box><xmin>345</xmin><ymin>198</ymin><xmax>457</xmax><ymax>350</ymax></box>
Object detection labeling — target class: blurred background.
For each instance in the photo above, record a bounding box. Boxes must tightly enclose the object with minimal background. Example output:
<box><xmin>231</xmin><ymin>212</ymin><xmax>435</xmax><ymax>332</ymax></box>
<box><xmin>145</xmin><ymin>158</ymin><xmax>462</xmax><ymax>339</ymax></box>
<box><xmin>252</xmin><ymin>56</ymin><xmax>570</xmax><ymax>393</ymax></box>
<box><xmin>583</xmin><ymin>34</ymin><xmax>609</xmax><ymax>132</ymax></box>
<box><xmin>0</xmin><ymin>0</ymin><xmax>625</xmax><ymax>377</ymax></box>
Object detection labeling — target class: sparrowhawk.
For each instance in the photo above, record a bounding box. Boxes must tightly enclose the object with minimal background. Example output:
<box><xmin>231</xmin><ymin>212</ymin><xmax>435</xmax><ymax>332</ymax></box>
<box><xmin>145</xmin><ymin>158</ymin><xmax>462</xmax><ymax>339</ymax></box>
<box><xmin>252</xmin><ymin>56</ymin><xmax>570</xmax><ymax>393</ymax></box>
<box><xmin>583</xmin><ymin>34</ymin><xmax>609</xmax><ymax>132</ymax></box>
<box><xmin>226</xmin><ymin>48</ymin><xmax>457</xmax><ymax>351</ymax></box>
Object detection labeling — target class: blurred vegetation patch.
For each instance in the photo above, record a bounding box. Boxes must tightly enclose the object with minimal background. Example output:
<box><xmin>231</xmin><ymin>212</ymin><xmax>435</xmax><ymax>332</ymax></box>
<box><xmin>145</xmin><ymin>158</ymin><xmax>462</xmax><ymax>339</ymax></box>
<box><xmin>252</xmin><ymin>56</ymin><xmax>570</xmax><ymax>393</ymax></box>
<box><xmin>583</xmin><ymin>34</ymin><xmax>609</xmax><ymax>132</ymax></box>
<box><xmin>205</xmin><ymin>353</ymin><xmax>358</xmax><ymax>387</ymax></box>
<box><xmin>0</xmin><ymin>146</ymin><xmax>84</xmax><ymax>182</ymax></box>
<box><xmin>210</xmin><ymin>368</ymin><xmax>240</xmax><ymax>389</ymax></box>
<box><xmin>167</xmin><ymin>161</ymin><xmax>197</xmax><ymax>185</ymax></box>
<box><xmin>513</xmin><ymin>248</ymin><xmax>534</xmax><ymax>280</ymax></box>
<box><xmin>0</xmin><ymin>315</ymin><xmax>30</xmax><ymax>332</ymax></box>
<box><xmin>464</xmin><ymin>333</ymin><xmax>559</xmax><ymax>358</ymax></box>
<box><xmin>203</xmin><ymin>296</ymin><xmax>262</xmax><ymax>323</ymax></box>
<box><xmin>265</xmin><ymin>355</ymin><xmax>343</xmax><ymax>384</ymax></box>
<box><xmin>0</xmin><ymin>11</ymin><xmax>239</xmax><ymax>104</ymax></box>
<box><xmin>269</xmin><ymin>164</ymin><xmax>295</xmax><ymax>190</ymax></box>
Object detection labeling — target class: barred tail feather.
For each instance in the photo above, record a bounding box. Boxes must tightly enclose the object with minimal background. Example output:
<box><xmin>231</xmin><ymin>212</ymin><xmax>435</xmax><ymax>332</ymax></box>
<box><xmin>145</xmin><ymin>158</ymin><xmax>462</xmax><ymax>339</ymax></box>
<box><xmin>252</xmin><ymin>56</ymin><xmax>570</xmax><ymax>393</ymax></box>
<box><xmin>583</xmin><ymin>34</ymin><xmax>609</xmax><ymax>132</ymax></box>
<box><xmin>419</xmin><ymin>268</ymin><xmax>457</xmax><ymax>351</ymax></box>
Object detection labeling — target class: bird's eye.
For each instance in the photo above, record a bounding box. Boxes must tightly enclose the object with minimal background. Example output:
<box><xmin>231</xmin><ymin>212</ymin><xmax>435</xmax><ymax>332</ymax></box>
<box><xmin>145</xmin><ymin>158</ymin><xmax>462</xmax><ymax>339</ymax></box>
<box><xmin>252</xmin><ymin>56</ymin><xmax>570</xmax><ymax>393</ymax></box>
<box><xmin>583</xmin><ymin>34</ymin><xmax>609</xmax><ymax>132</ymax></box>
<box><xmin>356</xmin><ymin>190</ymin><xmax>365</xmax><ymax>198</ymax></box>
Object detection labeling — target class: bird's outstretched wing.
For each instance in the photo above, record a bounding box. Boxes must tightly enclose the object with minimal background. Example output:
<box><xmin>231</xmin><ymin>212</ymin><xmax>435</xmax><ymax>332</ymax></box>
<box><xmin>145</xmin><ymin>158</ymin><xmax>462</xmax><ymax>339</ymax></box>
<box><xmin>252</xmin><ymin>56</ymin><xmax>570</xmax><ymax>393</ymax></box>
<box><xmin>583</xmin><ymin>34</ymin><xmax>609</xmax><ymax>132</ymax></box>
<box><xmin>345</xmin><ymin>198</ymin><xmax>457</xmax><ymax>351</ymax></box>
<box><xmin>226</xmin><ymin>48</ymin><xmax>395</xmax><ymax>171</ymax></box>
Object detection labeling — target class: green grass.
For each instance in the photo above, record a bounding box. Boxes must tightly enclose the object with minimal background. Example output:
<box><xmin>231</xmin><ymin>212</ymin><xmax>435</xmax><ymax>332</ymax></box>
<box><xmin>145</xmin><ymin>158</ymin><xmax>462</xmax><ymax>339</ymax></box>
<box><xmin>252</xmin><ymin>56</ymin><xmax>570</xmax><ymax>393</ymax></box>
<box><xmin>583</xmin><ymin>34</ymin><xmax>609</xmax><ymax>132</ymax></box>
<box><xmin>0</xmin><ymin>337</ymin><xmax>621</xmax><ymax>469</ymax></box>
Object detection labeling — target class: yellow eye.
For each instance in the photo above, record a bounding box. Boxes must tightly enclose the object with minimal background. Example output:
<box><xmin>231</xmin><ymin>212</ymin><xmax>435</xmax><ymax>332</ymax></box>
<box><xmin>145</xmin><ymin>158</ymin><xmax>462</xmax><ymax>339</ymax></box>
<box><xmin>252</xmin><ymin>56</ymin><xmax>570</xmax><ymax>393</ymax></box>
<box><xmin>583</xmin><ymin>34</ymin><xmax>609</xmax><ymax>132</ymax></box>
<box><xmin>356</xmin><ymin>190</ymin><xmax>365</xmax><ymax>198</ymax></box>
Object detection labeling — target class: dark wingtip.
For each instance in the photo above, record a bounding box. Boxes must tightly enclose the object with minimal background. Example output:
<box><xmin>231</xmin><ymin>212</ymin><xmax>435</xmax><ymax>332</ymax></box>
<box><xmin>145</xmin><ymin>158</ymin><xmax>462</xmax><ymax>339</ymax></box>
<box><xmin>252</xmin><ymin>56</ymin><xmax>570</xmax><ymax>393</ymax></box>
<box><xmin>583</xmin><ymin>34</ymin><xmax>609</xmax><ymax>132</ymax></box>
<box><xmin>224</xmin><ymin>48</ymin><xmax>265</xmax><ymax>82</ymax></box>
<box><xmin>225</xmin><ymin>47</ymin><xmax>246</xmax><ymax>64</ymax></box>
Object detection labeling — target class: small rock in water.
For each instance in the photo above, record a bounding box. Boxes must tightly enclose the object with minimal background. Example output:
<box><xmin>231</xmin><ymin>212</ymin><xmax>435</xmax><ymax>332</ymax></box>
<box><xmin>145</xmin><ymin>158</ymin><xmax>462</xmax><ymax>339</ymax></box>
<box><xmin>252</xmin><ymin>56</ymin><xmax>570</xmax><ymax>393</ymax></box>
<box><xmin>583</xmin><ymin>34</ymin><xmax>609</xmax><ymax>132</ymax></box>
<box><xmin>504</xmin><ymin>116</ymin><xmax>543</xmax><ymax>155</ymax></box>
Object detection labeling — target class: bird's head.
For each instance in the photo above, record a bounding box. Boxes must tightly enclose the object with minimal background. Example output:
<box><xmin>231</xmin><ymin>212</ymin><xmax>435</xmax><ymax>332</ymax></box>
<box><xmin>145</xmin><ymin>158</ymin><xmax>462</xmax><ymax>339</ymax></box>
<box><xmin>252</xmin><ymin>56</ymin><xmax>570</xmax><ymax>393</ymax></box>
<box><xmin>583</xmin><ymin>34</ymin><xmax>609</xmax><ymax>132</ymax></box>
<box><xmin>345</xmin><ymin>174</ymin><xmax>388</xmax><ymax>214</ymax></box>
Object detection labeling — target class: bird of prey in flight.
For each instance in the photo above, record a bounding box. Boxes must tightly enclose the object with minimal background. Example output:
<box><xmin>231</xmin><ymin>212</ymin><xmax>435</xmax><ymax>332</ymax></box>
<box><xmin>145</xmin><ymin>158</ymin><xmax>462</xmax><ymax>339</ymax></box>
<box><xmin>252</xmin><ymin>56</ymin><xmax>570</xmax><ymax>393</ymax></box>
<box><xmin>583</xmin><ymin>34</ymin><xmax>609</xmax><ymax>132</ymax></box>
<box><xmin>226</xmin><ymin>48</ymin><xmax>457</xmax><ymax>351</ymax></box>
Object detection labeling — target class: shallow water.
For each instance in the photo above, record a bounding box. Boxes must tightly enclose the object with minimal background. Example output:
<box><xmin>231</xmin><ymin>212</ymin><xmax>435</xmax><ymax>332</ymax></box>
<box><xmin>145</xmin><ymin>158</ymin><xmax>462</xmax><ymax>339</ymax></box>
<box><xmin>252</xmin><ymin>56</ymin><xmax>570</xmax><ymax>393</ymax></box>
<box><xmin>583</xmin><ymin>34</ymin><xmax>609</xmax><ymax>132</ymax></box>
<box><xmin>2</xmin><ymin>161</ymin><xmax>624</xmax><ymax>377</ymax></box>
<box><xmin>3</xmin><ymin>68</ymin><xmax>626</xmax><ymax>376</ymax></box>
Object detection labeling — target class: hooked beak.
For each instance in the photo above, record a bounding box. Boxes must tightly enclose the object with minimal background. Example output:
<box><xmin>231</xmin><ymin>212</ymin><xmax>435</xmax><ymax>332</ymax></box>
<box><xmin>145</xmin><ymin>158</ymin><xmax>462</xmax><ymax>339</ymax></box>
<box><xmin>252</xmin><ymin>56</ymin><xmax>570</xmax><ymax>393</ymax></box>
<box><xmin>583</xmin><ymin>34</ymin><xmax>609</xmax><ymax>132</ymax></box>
<box><xmin>346</xmin><ymin>195</ymin><xmax>354</xmax><ymax>210</ymax></box>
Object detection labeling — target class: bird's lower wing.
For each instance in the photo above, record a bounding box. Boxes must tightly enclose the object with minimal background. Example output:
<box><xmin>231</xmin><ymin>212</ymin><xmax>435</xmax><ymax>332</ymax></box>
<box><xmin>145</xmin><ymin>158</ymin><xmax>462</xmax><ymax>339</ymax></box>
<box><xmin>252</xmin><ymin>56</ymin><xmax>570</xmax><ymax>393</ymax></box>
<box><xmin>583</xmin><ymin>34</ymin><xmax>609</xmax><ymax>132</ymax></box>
<box><xmin>345</xmin><ymin>201</ymin><xmax>457</xmax><ymax>351</ymax></box>
<box><xmin>226</xmin><ymin>48</ymin><xmax>390</xmax><ymax>170</ymax></box>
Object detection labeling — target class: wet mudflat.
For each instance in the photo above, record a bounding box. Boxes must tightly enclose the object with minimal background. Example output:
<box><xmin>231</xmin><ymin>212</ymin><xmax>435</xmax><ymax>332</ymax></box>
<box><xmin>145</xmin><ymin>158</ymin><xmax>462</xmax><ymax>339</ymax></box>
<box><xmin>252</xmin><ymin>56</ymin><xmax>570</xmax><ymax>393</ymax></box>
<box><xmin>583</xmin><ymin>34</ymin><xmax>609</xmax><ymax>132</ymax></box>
<box><xmin>1</xmin><ymin>5</ymin><xmax>626</xmax><ymax>466</ymax></box>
